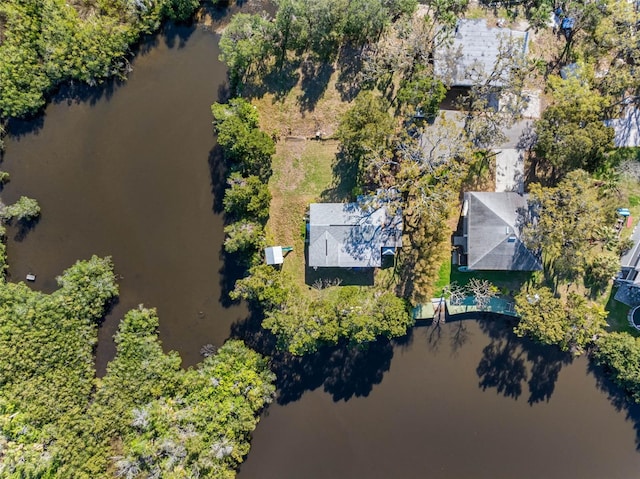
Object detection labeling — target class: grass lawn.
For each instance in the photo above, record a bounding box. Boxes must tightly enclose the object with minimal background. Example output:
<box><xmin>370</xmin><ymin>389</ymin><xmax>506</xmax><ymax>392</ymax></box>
<box><xmin>433</xmin><ymin>258</ymin><xmax>452</xmax><ymax>297</ymax></box>
<box><xmin>249</xmin><ymin>54</ymin><xmax>363</xmax><ymax>293</ymax></box>
<box><xmin>449</xmin><ymin>268</ymin><xmax>534</xmax><ymax>297</ymax></box>
<box><xmin>265</xmin><ymin>139</ymin><xmax>337</xmax><ymax>287</ymax></box>
<box><xmin>250</xmin><ymin>58</ymin><xmax>353</xmax><ymax>140</ymax></box>
<box><xmin>605</xmin><ymin>286</ymin><xmax>635</xmax><ymax>333</ymax></box>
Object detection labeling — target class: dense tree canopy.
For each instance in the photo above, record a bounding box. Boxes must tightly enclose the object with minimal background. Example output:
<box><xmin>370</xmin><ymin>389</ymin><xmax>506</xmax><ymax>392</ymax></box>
<box><xmin>0</xmin><ymin>256</ymin><xmax>118</xmax><ymax>477</ymax></box>
<box><xmin>336</xmin><ymin>91</ymin><xmax>395</xmax><ymax>187</ymax></box>
<box><xmin>272</xmin><ymin>0</ymin><xmax>417</xmax><ymax>59</ymax></box>
<box><xmin>1</xmin><ymin>195</ymin><xmax>40</xmax><ymax>222</ymax></box>
<box><xmin>0</xmin><ymin>0</ymin><xmax>200</xmax><ymax>120</ymax></box>
<box><xmin>534</xmin><ymin>75</ymin><xmax>614</xmax><ymax>179</ymax></box>
<box><xmin>224</xmin><ymin>220</ymin><xmax>266</xmax><ymax>255</ymax></box>
<box><xmin>223</xmin><ymin>173</ymin><xmax>272</xmax><ymax>223</ymax></box>
<box><xmin>0</xmin><ymin>257</ymin><xmax>275</xmax><ymax>477</ymax></box>
<box><xmin>233</xmin><ymin>265</ymin><xmax>413</xmax><ymax>355</ymax></box>
<box><xmin>219</xmin><ymin>13</ymin><xmax>275</xmax><ymax>86</ymax></box>
<box><xmin>514</xmin><ymin>287</ymin><xmax>607</xmax><ymax>355</ymax></box>
<box><xmin>594</xmin><ymin>332</ymin><xmax>640</xmax><ymax>403</ymax></box>
<box><xmin>522</xmin><ymin>170</ymin><xmax>613</xmax><ymax>275</ymax></box>
<box><xmin>212</xmin><ymin>98</ymin><xmax>275</xmax><ymax>182</ymax></box>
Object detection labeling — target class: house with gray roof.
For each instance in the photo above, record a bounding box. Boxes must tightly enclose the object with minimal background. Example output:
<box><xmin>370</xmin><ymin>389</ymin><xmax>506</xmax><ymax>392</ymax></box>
<box><xmin>619</xmin><ymin>224</ymin><xmax>640</xmax><ymax>287</ymax></box>
<box><xmin>434</xmin><ymin>19</ymin><xmax>529</xmax><ymax>88</ymax></box>
<box><xmin>308</xmin><ymin>202</ymin><xmax>402</xmax><ymax>268</ymax></box>
<box><xmin>460</xmin><ymin>192</ymin><xmax>541</xmax><ymax>271</ymax></box>
<box><xmin>614</xmin><ymin>224</ymin><xmax>640</xmax><ymax>306</ymax></box>
<box><xmin>604</xmin><ymin>108</ymin><xmax>640</xmax><ymax>148</ymax></box>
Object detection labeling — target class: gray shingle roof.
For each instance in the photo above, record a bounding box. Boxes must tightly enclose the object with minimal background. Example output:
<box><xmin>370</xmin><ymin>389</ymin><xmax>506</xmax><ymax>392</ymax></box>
<box><xmin>434</xmin><ymin>19</ymin><xmax>529</xmax><ymax>87</ymax></box>
<box><xmin>308</xmin><ymin>203</ymin><xmax>402</xmax><ymax>268</ymax></box>
<box><xmin>465</xmin><ymin>192</ymin><xmax>541</xmax><ymax>271</ymax></box>
<box><xmin>604</xmin><ymin>108</ymin><xmax>640</xmax><ymax>148</ymax></box>
<box><xmin>621</xmin><ymin>224</ymin><xmax>640</xmax><ymax>285</ymax></box>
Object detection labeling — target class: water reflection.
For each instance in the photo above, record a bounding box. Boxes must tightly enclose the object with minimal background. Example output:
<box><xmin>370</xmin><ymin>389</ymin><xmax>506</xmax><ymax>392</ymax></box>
<box><xmin>240</xmin><ymin>318</ymin><xmax>640</xmax><ymax>479</ymax></box>
<box><xmin>476</xmin><ymin>333</ymin><xmax>528</xmax><ymax>399</ymax></box>
<box><xmin>423</xmin><ymin>316</ymin><xmax>574</xmax><ymax>404</ymax></box>
<box><xmin>231</xmin><ymin>310</ymin><xmax>395</xmax><ymax>404</ymax></box>
<box><xmin>589</xmin><ymin>361</ymin><xmax>640</xmax><ymax>450</ymax></box>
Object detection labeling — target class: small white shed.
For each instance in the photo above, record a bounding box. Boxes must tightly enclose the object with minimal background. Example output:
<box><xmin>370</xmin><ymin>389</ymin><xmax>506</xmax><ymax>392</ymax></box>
<box><xmin>265</xmin><ymin>246</ymin><xmax>284</xmax><ymax>265</ymax></box>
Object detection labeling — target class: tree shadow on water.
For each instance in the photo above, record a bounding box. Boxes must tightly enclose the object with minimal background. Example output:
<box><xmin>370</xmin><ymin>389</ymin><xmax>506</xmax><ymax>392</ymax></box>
<box><xmin>476</xmin><ymin>317</ymin><xmax>573</xmax><ymax>404</ymax></box>
<box><xmin>476</xmin><ymin>333</ymin><xmax>528</xmax><ymax>400</ymax></box>
<box><xmin>525</xmin><ymin>345</ymin><xmax>572</xmax><ymax>405</ymax></box>
<box><xmin>420</xmin><ymin>316</ymin><xmax>573</xmax><ymax>404</ymax></box>
<box><xmin>217</xmin><ymin>251</ymin><xmax>249</xmax><ymax>308</ymax></box>
<box><xmin>588</xmin><ymin>361</ymin><xmax>640</xmax><ymax>450</ymax></box>
<box><xmin>6</xmin><ymin>116</ymin><xmax>45</xmax><ymax>141</ymax></box>
<box><xmin>12</xmin><ymin>217</ymin><xmax>40</xmax><ymax>242</ymax></box>
<box><xmin>230</xmin><ymin>309</ymin><xmax>396</xmax><ymax>405</ymax></box>
<box><xmin>162</xmin><ymin>21</ymin><xmax>196</xmax><ymax>50</ymax></box>
<box><xmin>207</xmin><ymin>143</ymin><xmax>247</xmax><ymax>308</ymax></box>
<box><xmin>207</xmin><ymin>144</ymin><xmax>228</xmax><ymax>215</ymax></box>
<box><xmin>53</xmin><ymin>76</ymin><xmax>122</xmax><ymax>109</ymax></box>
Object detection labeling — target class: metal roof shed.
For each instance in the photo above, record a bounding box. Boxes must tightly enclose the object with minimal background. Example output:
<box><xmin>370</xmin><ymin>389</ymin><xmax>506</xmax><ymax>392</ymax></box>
<box><xmin>265</xmin><ymin>246</ymin><xmax>284</xmax><ymax>265</ymax></box>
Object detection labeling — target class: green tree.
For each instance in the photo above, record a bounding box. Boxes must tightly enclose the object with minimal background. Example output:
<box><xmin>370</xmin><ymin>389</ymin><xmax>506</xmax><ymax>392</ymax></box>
<box><xmin>424</xmin><ymin>0</ymin><xmax>469</xmax><ymax>27</ymax></box>
<box><xmin>260</xmin><ymin>284</ymin><xmax>413</xmax><ymax>355</ymax></box>
<box><xmin>0</xmin><ymin>225</ymin><xmax>7</xmax><ymax>277</ymax></box>
<box><xmin>163</xmin><ymin>0</ymin><xmax>200</xmax><ymax>22</ymax></box>
<box><xmin>585</xmin><ymin>251</ymin><xmax>620</xmax><ymax>292</ymax></box>
<box><xmin>231</xmin><ymin>264</ymin><xmax>295</xmax><ymax>310</ymax></box>
<box><xmin>514</xmin><ymin>287</ymin><xmax>570</xmax><ymax>347</ymax></box>
<box><xmin>219</xmin><ymin>13</ymin><xmax>275</xmax><ymax>86</ymax></box>
<box><xmin>223</xmin><ymin>173</ymin><xmax>271</xmax><ymax>223</ymax></box>
<box><xmin>514</xmin><ymin>287</ymin><xmax>607</xmax><ymax>354</ymax></box>
<box><xmin>274</xmin><ymin>0</ymin><xmax>348</xmax><ymax>59</ymax></box>
<box><xmin>223</xmin><ymin>220</ymin><xmax>265</xmax><ymax>255</ymax></box>
<box><xmin>212</xmin><ymin>98</ymin><xmax>275</xmax><ymax>181</ymax></box>
<box><xmin>594</xmin><ymin>332</ymin><xmax>640</xmax><ymax>403</ymax></box>
<box><xmin>58</xmin><ymin>308</ymin><xmax>275</xmax><ymax>478</ymax></box>
<box><xmin>396</xmin><ymin>67</ymin><xmax>446</xmax><ymax>120</ymax></box>
<box><xmin>0</xmin><ymin>257</ymin><xmax>276</xmax><ymax>477</ymax></box>
<box><xmin>2</xmin><ymin>195</ymin><xmax>41</xmax><ymax>222</ymax></box>
<box><xmin>534</xmin><ymin>75</ymin><xmax>614</xmax><ymax>179</ymax></box>
<box><xmin>337</xmin><ymin>91</ymin><xmax>395</xmax><ymax>186</ymax></box>
<box><xmin>564</xmin><ymin>293</ymin><xmax>607</xmax><ymax>354</ymax></box>
<box><xmin>0</xmin><ymin>256</ymin><xmax>118</xmax><ymax>477</ymax></box>
<box><xmin>0</xmin><ymin>0</ymin><xmax>200</xmax><ymax>120</ymax></box>
<box><xmin>522</xmin><ymin>170</ymin><xmax>611</xmax><ymax>275</ymax></box>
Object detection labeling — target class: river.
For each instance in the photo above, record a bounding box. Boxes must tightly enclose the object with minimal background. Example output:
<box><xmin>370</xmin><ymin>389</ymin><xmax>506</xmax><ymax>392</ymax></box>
<box><xmin>1</xmin><ymin>21</ymin><xmax>245</xmax><ymax>373</ymax></box>
<box><xmin>238</xmin><ymin>318</ymin><xmax>640</xmax><ymax>478</ymax></box>
<box><xmin>2</xmin><ymin>11</ymin><xmax>640</xmax><ymax>479</ymax></box>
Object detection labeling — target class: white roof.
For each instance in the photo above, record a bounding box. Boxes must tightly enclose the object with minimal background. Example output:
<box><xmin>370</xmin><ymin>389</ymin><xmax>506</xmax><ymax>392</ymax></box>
<box><xmin>265</xmin><ymin>246</ymin><xmax>284</xmax><ymax>265</ymax></box>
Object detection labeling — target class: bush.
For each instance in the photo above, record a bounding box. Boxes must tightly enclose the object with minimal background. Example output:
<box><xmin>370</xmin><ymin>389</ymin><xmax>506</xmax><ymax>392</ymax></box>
<box><xmin>212</xmin><ymin>98</ymin><xmax>275</xmax><ymax>181</ymax></box>
<box><xmin>223</xmin><ymin>220</ymin><xmax>265</xmax><ymax>255</ymax></box>
<box><xmin>2</xmin><ymin>196</ymin><xmax>40</xmax><ymax>222</ymax></box>
<box><xmin>223</xmin><ymin>173</ymin><xmax>271</xmax><ymax>223</ymax></box>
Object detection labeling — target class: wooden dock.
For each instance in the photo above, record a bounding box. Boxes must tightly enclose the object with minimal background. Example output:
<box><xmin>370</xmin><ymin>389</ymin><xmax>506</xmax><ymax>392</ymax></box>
<box><xmin>413</xmin><ymin>297</ymin><xmax>517</xmax><ymax>321</ymax></box>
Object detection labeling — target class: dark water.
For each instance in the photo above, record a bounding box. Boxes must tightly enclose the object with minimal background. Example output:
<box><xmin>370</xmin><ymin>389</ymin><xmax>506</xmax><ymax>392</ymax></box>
<box><xmin>238</xmin><ymin>318</ymin><xmax>640</xmax><ymax>479</ymax></box>
<box><xmin>1</xmin><ymin>23</ymin><xmax>243</xmax><ymax>373</ymax></box>
<box><xmin>2</xmin><ymin>13</ymin><xmax>640</xmax><ymax>479</ymax></box>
